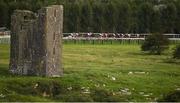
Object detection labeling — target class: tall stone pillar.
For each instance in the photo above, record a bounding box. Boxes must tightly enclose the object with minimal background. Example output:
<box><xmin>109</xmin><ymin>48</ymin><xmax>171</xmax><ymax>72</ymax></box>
<box><xmin>9</xmin><ymin>5</ymin><xmax>63</xmax><ymax>77</ymax></box>
<box><xmin>32</xmin><ymin>5</ymin><xmax>63</xmax><ymax>77</ymax></box>
<box><xmin>9</xmin><ymin>10</ymin><xmax>36</xmax><ymax>75</ymax></box>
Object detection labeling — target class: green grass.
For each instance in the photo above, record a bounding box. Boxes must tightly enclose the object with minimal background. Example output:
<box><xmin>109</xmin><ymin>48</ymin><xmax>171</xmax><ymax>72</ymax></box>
<box><xmin>0</xmin><ymin>44</ymin><xmax>180</xmax><ymax>102</ymax></box>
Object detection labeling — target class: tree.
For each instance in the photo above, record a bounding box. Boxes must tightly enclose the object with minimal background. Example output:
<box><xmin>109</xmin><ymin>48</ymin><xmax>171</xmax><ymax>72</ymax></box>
<box><xmin>161</xmin><ymin>3</ymin><xmax>177</xmax><ymax>33</ymax></box>
<box><xmin>137</xmin><ymin>2</ymin><xmax>154</xmax><ymax>33</ymax></box>
<box><xmin>151</xmin><ymin>6</ymin><xmax>161</xmax><ymax>33</ymax></box>
<box><xmin>0</xmin><ymin>0</ymin><xmax>180</xmax><ymax>33</ymax></box>
<box><xmin>128</xmin><ymin>0</ymin><xmax>139</xmax><ymax>33</ymax></box>
<box><xmin>92</xmin><ymin>3</ymin><xmax>104</xmax><ymax>32</ymax></box>
<box><xmin>0</xmin><ymin>1</ymin><xmax>8</xmax><ymax>27</ymax></box>
<box><xmin>115</xmin><ymin>2</ymin><xmax>131</xmax><ymax>33</ymax></box>
<box><xmin>79</xmin><ymin>1</ymin><xmax>92</xmax><ymax>32</ymax></box>
<box><xmin>6</xmin><ymin>1</ymin><xmax>18</xmax><ymax>28</ymax></box>
<box><xmin>174</xmin><ymin>1</ymin><xmax>180</xmax><ymax>33</ymax></box>
<box><xmin>102</xmin><ymin>2</ymin><xmax>116</xmax><ymax>32</ymax></box>
<box><xmin>65</xmin><ymin>3</ymin><xmax>80</xmax><ymax>32</ymax></box>
<box><xmin>141</xmin><ymin>33</ymin><xmax>169</xmax><ymax>55</ymax></box>
<box><xmin>30</xmin><ymin>0</ymin><xmax>44</xmax><ymax>12</ymax></box>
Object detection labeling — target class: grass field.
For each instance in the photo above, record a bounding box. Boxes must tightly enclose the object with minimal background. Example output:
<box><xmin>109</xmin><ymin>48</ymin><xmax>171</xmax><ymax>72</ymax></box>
<box><xmin>0</xmin><ymin>44</ymin><xmax>180</xmax><ymax>102</ymax></box>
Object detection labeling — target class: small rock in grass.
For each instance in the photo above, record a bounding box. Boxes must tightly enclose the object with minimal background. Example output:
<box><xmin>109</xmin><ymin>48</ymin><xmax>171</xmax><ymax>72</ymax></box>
<box><xmin>81</xmin><ymin>87</ymin><xmax>85</xmax><ymax>90</ymax></box>
<box><xmin>176</xmin><ymin>88</ymin><xmax>180</xmax><ymax>90</ymax></box>
<box><xmin>42</xmin><ymin>91</ymin><xmax>50</xmax><ymax>97</ymax></box>
<box><xmin>103</xmin><ymin>84</ymin><xmax>106</xmax><ymax>87</ymax></box>
<box><xmin>95</xmin><ymin>84</ymin><xmax>100</xmax><ymax>87</ymax></box>
<box><xmin>107</xmin><ymin>74</ymin><xmax>110</xmax><ymax>78</ymax></box>
<box><xmin>121</xmin><ymin>89</ymin><xmax>127</xmax><ymax>92</ymax></box>
<box><xmin>120</xmin><ymin>88</ymin><xmax>132</xmax><ymax>95</ymax></box>
<box><xmin>111</xmin><ymin>77</ymin><xmax>116</xmax><ymax>81</ymax></box>
<box><xmin>149</xmin><ymin>93</ymin><xmax>153</xmax><ymax>95</ymax></box>
<box><xmin>67</xmin><ymin>87</ymin><xmax>72</xmax><ymax>91</ymax></box>
<box><xmin>128</xmin><ymin>71</ymin><xmax>133</xmax><ymax>75</ymax></box>
<box><xmin>134</xmin><ymin>71</ymin><xmax>146</xmax><ymax>74</ymax></box>
<box><xmin>52</xmin><ymin>75</ymin><xmax>61</xmax><ymax>77</ymax></box>
<box><xmin>112</xmin><ymin>92</ymin><xmax>116</xmax><ymax>95</ymax></box>
<box><xmin>143</xmin><ymin>94</ymin><xmax>150</xmax><ymax>97</ymax></box>
<box><xmin>82</xmin><ymin>91</ymin><xmax>91</xmax><ymax>94</ymax></box>
<box><xmin>120</xmin><ymin>91</ymin><xmax>131</xmax><ymax>95</ymax></box>
<box><xmin>85</xmin><ymin>89</ymin><xmax>89</xmax><ymax>92</ymax></box>
<box><xmin>139</xmin><ymin>92</ymin><xmax>144</xmax><ymax>95</ymax></box>
<box><xmin>82</xmin><ymin>88</ymin><xmax>90</xmax><ymax>94</ymax></box>
<box><xmin>124</xmin><ymin>88</ymin><xmax>129</xmax><ymax>91</ymax></box>
<box><xmin>146</xmin><ymin>97</ymin><xmax>151</xmax><ymax>100</ymax></box>
<box><xmin>0</xmin><ymin>94</ymin><xmax>5</xmax><ymax>98</ymax></box>
<box><xmin>154</xmin><ymin>97</ymin><xmax>158</xmax><ymax>101</ymax></box>
<box><xmin>34</xmin><ymin>83</ymin><xmax>39</xmax><ymax>89</ymax></box>
<box><xmin>126</xmin><ymin>92</ymin><xmax>132</xmax><ymax>95</ymax></box>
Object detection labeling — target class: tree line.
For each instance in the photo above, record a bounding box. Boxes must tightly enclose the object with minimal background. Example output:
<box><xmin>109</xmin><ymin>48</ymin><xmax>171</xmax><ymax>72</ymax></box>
<box><xmin>0</xmin><ymin>0</ymin><xmax>180</xmax><ymax>33</ymax></box>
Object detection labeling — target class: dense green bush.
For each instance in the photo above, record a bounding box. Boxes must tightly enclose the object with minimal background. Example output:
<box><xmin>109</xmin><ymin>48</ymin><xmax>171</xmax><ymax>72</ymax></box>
<box><xmin>141</xmin><ymin>33</ymin><xmax>169</xmax><ymax>55</ymax></box>
<box><xmin>173</xmin><ymin>44</ymin><xmax>180</xmax><ymax>59</ymax></box>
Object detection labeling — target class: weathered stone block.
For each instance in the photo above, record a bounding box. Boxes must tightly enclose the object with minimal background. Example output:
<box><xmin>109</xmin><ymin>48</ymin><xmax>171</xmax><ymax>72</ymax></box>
<box><xmin>9</xmin><ymin>5</ymin><xmax>63</xmax><ymax>77</ymax></box>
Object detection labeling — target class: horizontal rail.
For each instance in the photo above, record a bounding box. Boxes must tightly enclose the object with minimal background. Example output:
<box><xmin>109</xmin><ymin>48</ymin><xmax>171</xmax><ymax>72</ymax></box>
<box><xmin>1</xmin><ymin>34</ymin><xmax>180</xmax><ymax>44</ymax></box>
<box><xmin>1</xmin><ymin>36</ymin><xmax>180</xmax><ymax>40</ymax></box>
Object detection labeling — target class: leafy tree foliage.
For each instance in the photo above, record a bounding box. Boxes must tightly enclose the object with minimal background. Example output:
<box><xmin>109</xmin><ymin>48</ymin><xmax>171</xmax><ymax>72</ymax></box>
<box><xmin>0</xmin><ymin>1</ymin><xmax>8</xmax><ymax>27</ymax></box>
<box><xmin>175</xmin><ymin>1</ymin><xmax>180</xmax><ymax>33</ymax></box>
<box><xmin>137</xmin><ymin>2</ymin><xmax>153</xmax><ymax>33</ymax></box>
<box><xmin>161</xmin><ymin>3</ymin><xmax>177</xmax><ymax>33</ymax></box>
<box><xmin>115</xmin><ymin>2</ymin><xmax>131</xmax><ymax>33</ymax></box>
<box><xmin>65</xmin><ymin>3</ymin><xmax>80</xmax><ymax>32</ymax></box>
<box><xmin>92</xmin><ymin>3</ymin><xmax>104</xmax><ymax>32</ymax></box>
<box><xmin>80</xmin><ymin>2</ymin><xmax>92</xmax><ymax>32</ymax></box>
<box><xmin>0</xmin><ymin>0</ymin><xmax>180</xmax><ymax>33</ymax></box>
<box><xmin>141</xmin><ymin>33</ymin><xmax>169</xmax><ymax>55</ymax></box>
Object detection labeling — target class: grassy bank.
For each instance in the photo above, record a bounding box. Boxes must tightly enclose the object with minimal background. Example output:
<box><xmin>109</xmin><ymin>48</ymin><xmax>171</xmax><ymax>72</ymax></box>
<box><xmin>0</xmin><ymin>44</ymin><xmax>179</xmax><ymax>102</ymax></box>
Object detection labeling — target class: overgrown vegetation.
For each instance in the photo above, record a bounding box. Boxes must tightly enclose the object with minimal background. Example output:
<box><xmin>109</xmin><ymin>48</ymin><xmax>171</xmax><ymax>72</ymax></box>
<box><xmin>158</xmin><ymin>90</ymin><xmax>180</xmax><ymax>102</ymax></box>
<box><xmin>173</xmin><ymin>44</ymin><xmax>180</xmax><ymax>59</ymax></box>
<box><xmin>0</xmin><ymin>0</ymin><xmax>180</xmax><ymax>33</ymax></box>
<box><xmin>0</xmin><ymin>44</ymin><xmax>180</xmax><ymax>102</ymax></box>
<box><xmin>141</xmin><ymin>33</ymin><xmax>169</xmax><ymax>55</ymax></box>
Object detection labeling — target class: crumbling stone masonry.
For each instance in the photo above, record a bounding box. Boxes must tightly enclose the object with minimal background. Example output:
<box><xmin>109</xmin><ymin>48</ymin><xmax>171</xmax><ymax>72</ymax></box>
<box><xmin>9</xmin><ymin>5</ymin><xmax>63</xmax><ymax>77</ymax></box>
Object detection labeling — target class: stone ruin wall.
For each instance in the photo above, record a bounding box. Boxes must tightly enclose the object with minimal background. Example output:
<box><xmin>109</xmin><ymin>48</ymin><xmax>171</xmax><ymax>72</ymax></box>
<box><xmin>9</xmin><ymin>5</ymin><xmax>63</xmax><ymax>77</ymax></box>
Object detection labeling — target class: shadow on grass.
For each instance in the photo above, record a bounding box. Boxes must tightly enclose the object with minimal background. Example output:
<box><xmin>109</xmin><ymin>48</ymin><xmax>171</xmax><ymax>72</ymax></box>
<box><xmin>0</xmin><ymin>64</ymin><xmax>11</xmax><ymax>76</ymax></box>
<box><xmin>127</xmin><ymin>52</ymin><xmax>147</xmax><ymax>56</ymax></box>
<box><xmin>158</xmin><ymin>90</ymin><xmax>180</xmax><ymax>102</ymax></box>
<box><xmin>163</xmin><ymin>58</ymin><xmax>180</xmax><ymax>65</ymax></box>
